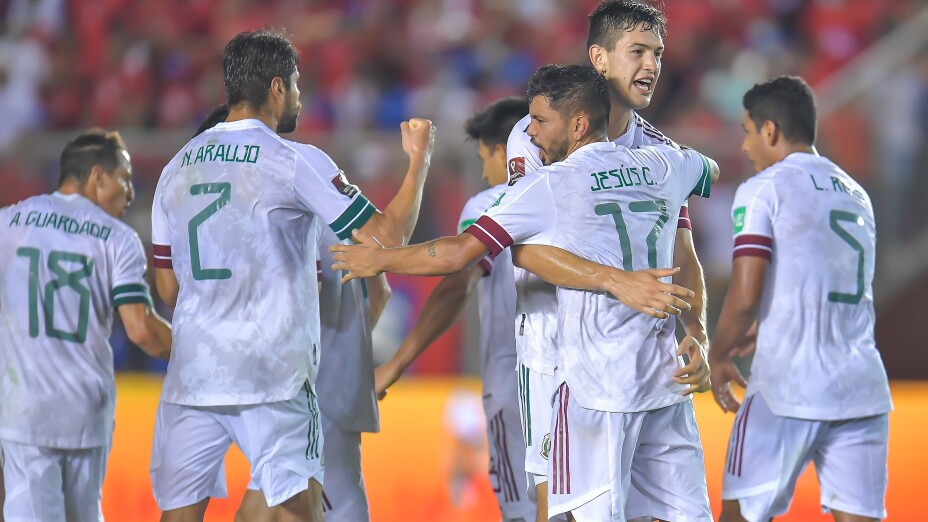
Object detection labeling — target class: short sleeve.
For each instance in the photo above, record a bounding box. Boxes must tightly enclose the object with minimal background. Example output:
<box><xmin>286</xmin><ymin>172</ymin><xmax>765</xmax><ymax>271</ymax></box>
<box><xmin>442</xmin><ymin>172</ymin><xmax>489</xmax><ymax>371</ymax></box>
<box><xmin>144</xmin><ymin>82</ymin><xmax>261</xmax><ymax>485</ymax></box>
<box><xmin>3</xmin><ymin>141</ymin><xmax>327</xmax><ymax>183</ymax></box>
<box><xmin>463</xmin><ymin>173</ymin><xmax>556</xmax><ymax>259</ymax></box>
<box><xmin>458</xmin><ymin>196</ymin><xmax>493</xmax><ymax>274</ymax></box>
<box><xmin>151</xmin><ymin>179</ymin><xmax>172</xmax><ymax>270</ymax></box>
<box><xmin>731</xmin><ymin>178</ymin><xmax>775</xmax><ymax>261</ymax></box>
<box><xmin>677</xmin><ymin>149</ymin><xmax>713</xmax><ymax>198</ymax></box>
<box><xmin>677</xmin><ymin>204</ymin><xmax>692</xmax><ymax>230</ymax></box>
<box><xmin>291</xmin><ymin>144</ymin><xmax>377</xmax><ymax>241</ymax></box>
<box><xmin>111</xmin><ymin>232</ymin><xmax>153</xmax><ymax>308</ymax></box>
<box><xmin>506</xmin><ymin>115</ymin><xmax>544</xmax><ymax>186</ymax></box>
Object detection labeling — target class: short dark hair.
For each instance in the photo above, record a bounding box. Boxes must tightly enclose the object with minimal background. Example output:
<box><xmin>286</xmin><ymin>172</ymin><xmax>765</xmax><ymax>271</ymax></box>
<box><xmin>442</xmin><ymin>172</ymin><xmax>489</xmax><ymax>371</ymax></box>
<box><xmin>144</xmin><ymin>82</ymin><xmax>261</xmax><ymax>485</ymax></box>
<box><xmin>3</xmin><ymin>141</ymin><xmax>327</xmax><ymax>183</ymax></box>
<box><xmin>464</xmin><ymin>96</ymin><xmax>529</xmax><ymax>148</ymax></box>
<box><xmin>193</xmin><ymin>105</ymin><xmax>230</xmax><ymax>138</ymax></box>
<box><xmin>526</xmin><ymin>64</ymin><xmax>610</xmax><ymax>135</ymax></box>
<box><xmin>587</xmin><ymin>0</ymin><xmax>667</xmax><ymax>51</ymax></box>
<box><xmin>58</xmin><ymin>129</ymin><xmax>127</xmax><ymax>187</ymax></box>
<box><xmin>743</xmin><ymin>76</ymin><xmax>817</xmax><ymax>145</ymax></box>
<box><xmin>223</xmin><ymin>30</ymin><xmax>299</xmax><ymax>108</ymax></box>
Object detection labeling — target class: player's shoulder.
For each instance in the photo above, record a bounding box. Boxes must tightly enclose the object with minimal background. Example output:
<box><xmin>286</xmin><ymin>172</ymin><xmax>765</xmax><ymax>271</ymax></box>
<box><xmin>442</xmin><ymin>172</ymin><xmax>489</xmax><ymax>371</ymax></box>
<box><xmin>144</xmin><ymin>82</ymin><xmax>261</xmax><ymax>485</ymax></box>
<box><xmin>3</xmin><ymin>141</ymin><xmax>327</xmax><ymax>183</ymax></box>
<box><xmin>278</xmin><ymin>138</ymin><xmax>338</xmax><ymax>174</ymax></box>
<box><xmin>631</xmin><ymin>112</ymin><xmax>676</xmax><ymax>147</ymax></box>
<box><xmin>466</xmin><ymin>183</ymin><xmax>509</xmax><ymax>212</ymax></box>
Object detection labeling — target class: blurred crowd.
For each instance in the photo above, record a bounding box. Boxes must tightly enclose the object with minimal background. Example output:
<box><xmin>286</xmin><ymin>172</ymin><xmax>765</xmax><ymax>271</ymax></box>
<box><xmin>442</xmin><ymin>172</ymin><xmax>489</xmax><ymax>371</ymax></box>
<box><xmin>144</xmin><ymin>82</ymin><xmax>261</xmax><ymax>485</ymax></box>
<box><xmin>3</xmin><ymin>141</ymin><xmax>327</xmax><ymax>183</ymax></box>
<box><xmin>2</xmin><ymin>0</ymin><xmax>927</xmax><ymax>370</ymax></box>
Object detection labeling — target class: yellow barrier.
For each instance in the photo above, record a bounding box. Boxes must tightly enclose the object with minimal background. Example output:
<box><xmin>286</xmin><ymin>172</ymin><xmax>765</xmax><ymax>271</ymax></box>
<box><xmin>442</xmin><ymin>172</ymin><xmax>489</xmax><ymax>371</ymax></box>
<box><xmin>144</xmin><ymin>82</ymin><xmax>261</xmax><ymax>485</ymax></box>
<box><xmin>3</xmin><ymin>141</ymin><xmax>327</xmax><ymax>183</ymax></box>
<box><xmin>104</xmin><ymin>376</ymin><xmax>925</xmax><ymax>520</ymax></box>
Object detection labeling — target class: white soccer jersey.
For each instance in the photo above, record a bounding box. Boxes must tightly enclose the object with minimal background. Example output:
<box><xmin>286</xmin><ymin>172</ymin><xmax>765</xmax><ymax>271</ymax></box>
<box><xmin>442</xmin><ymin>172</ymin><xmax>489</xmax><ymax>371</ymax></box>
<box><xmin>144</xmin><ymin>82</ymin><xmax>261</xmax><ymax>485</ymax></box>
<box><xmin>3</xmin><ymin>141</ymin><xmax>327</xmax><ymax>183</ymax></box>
<box><xmin>458</xmin><ymin>183</ymin><xmax>518</xmax><ymax>414</ymax></box>
<box><xmin>505</xmin><ymin>112</ymin><xmax>688</xmax><ymax>375</ymax></box>
<box><xmin>467</xmin><ymin>141</ymin><xmax>712</xmax><ymax>412</ymax></box>
<box><xmin>151</xmin><ymin>119</ymin><xmax>376</xmax><ymax>406</ymax></box>
<box><xmin>315</xmin><ymin>222</ymin><xmax>379</xmax><ymax>433</ymax></box>
<box><xmin>731</xmin><ymin>152</ymin><xmax>891</xmax><ymax>420</ymax></box>
<box><xmin>0</xmin><ymin>192</ymin><xmax>151</xmax><ymax>448</ymax></box>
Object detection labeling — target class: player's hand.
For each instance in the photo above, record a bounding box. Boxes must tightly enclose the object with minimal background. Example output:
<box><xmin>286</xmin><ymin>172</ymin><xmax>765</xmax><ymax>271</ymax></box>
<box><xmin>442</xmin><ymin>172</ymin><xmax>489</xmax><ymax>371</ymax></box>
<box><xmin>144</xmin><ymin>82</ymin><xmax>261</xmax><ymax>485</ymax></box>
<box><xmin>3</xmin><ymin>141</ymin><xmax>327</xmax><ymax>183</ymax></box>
<box><xmin>710</xmin><ymin>358</ymin><xmax>747</xmax><ymax>413</ymax></box>
<box><xmin>729</xmin><ymin>331</ymin><xmax>757</xmax><ymax>358</ymax></box>
<box><xmin>674</xmin><ymin>336</ymin><xmax>711</xmax><ymax>395</ymax></box>
<box><xmin>330</xmin><ymin>229</ymin><xmax>386</xmax><ymax>283</ymax></box>
<box><xmin>601</xmin><ymin>267</ymin><xmax>694</xmax><ymax>319</ymax></box>
<box><xmin>374</xmin><ymin>360</ymin><xmax>402</xmax><ymax>400</ymax></box>
<box><xmin>401</xmin><ymin>118</ymin><xmax>436</xmax><ymax>161</ymax></box>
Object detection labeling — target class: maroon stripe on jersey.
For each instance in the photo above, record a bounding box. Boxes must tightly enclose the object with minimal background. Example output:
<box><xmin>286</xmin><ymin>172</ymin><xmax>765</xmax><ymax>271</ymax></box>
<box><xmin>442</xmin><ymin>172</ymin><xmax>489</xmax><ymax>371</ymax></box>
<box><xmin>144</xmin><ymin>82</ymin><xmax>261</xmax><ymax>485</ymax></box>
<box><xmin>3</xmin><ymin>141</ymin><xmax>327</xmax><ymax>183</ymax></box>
<box><xmin>478</xmin><ymin>257</ymin><xmax>493</xmax><ymax>275</ymax></box>
<box><xmin>733</xmin><ymin>234</ymin><xmax>773</xmax><ymax>261</ymax></box>
<box><xmin>737</xmin><ymin>395</ymin><xmax>755</xmax><ymax>476</ymax></box>
<box><xmin>463</xmin><ymin>215</ymin><xmax>513</xmax><ymax>259</ymax></box>
<box><xmin>153</xmin><ymin>244</ymin><xmax>172</xmax><ymax>269</ymax></box>
<box><xmin>321</xmin><ymin>490</ymin><xmax>333</xmax><ymax>511</ymax></box>
<box><xmin>498</xmin><ymin>411</ymin><xmax>521</xmax><ymax>501</ymax></box>
<box><xmin>153</xmin><ymin>244</ymin><xmax>171</xmax><ymax>256</ymax></box>
<box><xmin>677</xmin><ymin>206</ymin><xmax>692</xmax><ymax>230</ymax></box>
<box><xmin>153</xmin><ymin>258</ymin><xmax>173</xmax><ymax>269</ymax></box>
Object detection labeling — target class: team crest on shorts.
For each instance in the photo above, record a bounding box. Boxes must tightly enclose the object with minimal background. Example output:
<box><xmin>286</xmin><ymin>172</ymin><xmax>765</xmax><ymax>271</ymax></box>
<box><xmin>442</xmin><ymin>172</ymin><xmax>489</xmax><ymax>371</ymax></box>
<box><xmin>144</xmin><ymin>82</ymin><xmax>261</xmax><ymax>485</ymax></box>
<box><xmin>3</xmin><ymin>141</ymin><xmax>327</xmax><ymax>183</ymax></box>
<box><xmin>508</xmin><ymin>157</ymin><xmax>525</xmax><ymax>186</ymax></box>
<box><xmin>541</xmin><ymin>433</ymin><xmax>552</xmax><ymax>460</ymax></box>
<box><xmin>331</xmin><ymin>171</ymin><xmax>360</xmax><ymax>198</ymax></box>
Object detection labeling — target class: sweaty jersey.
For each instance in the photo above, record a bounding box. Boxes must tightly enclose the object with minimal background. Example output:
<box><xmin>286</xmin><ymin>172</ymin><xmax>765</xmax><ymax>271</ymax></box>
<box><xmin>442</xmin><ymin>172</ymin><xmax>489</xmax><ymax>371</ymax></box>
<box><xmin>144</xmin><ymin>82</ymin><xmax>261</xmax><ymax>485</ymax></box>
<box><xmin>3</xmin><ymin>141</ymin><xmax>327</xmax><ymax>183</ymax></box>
<box><xmin>467</xmin><ymin>142</ymin><xmax>712</xmax><ymax>412</ymax></box>
<box><xmin>732</xmin><ymin>152</ymin><xmax>891</xmax><ymax>420</ymax></box>
<box><xmin>458</xmin><ymin>183</ymin><xmax>518</xmax><ymax>414</ymax></box>
<box><xmin>505</xmin><ymin>112</ymin><xmax>687</xmax><ymax>375</ymax></box>
<box><xmin>315</xmin><ymin>223</ymin><xmax>379</xmax><ymax>433</ymax></box>
<box><xmin>0</xmin><ymin>192</ymin><xmax>152</xmax><ymax>448</ymax></box>
<box><xmin>151</xmin><ymin>119</ymin><xmax>375</xmax><ymax>406</ymax></box>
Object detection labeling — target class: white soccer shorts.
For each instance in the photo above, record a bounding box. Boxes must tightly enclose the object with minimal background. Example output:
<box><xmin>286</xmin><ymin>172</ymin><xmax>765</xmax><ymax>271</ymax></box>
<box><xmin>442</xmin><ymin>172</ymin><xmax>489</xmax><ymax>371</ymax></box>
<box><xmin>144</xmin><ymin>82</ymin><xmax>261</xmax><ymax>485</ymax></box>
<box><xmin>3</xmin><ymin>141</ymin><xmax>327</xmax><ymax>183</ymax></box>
<box><xmin>485</xmin><ymin>397</ymin><xmax>535</xmax><ymax>522</ymax></box>
<box><xmin>547</xmin><ymin>384</ymin><xmax>712</xmax><ymax>522</ymax></box>
<box><xmin>722</xmin><ymin>393</ymin><xmax>889</xmax><ymax>521</ymax></box>
<box><xmin>1</xmin><ymin>438</ymin><xmax>108</xmax><ymax>521</ymax></box>
<box><xmin>516</xmin><ymin>363</ymin><xmax>558</xmax><ymax>483</ymax></box>
<box><xmin>150</xmin><ymin>382</ymin><xmax>324</xmax><ymax>511</ymax></box>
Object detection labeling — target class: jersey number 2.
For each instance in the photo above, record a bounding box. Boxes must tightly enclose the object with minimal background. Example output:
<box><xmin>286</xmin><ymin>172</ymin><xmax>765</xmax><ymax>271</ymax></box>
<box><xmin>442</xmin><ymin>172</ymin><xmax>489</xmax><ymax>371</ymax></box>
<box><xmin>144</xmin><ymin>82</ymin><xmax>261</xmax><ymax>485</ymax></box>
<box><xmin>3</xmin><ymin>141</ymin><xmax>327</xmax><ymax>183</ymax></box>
<box><xmin>16</xmin><ymin>247</ymin><xmax>94</xmax><ymax>343</ymax></box>
<box><xmin>594</xmin><ymin>200</ymin><xmax>669</xmax><ymax>270</ymax></box>
<box><xmin>188</xmin><ymin>182</ymin><xmax>232</xmax><ymax>280</ymax></box>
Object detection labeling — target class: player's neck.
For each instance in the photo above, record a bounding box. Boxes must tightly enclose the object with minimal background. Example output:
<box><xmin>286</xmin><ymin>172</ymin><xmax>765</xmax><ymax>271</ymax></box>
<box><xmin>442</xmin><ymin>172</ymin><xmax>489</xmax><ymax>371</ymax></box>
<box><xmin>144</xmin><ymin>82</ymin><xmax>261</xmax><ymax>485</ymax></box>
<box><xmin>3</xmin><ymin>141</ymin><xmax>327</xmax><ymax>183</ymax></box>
<box><xmin>57</xmin><ymin>182</ymin><xmax>97</xmax><ymax>204</ymax></box>
<box><xmin>607</xmin><ymin>105</ymin><xmax>633</xmax><ymax>142</ymax></box>
<box><xmin>773</xmin><ymin>143</ymin><xmax>817</xmax><ymax>163</ymax></box>
<box><xmin>227</xmin><ymin>103</ymin><xmax>280</xmax><ymax>133</ymax></box>
<box><xmin>566</xmin><ymin>134</ymin><xmax>609</xmax><ymax>158</ymax></box>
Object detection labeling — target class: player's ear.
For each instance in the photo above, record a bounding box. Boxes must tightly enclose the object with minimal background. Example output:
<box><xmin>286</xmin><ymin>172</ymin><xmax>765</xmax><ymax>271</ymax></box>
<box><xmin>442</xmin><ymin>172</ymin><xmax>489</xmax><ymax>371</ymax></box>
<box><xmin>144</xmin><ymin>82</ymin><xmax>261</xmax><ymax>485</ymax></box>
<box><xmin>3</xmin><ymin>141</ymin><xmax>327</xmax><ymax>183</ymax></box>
<box><xmin>589</xmin><ymin>45</ymin><xmax>607</xmax><ymax>76</ymax></box>
<box><xmin>761</xmin><ymin>119</ymin><xmax>778</xmax><ymax>147</ymax></box>
<box><xmin>88</xmin><ymin>165</ymin><xmax>105</xmax><ymax>189</ymax></box>
<box><xmin>270</xmin><ymin>76</ymin><xmax>286</xmax><ymax>101</ymax></box>
<box><xmin>573</xmin><ymin>114</ymin><xmax>590</xmax><ymax>141</ymax></box>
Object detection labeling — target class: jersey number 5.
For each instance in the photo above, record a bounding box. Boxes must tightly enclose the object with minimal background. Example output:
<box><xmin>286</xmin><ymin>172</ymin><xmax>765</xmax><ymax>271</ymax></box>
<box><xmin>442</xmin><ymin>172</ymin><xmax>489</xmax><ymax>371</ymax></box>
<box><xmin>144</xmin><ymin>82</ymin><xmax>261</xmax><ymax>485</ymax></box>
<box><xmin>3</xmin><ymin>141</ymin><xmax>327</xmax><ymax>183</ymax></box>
<box><xmin>595</xmin><ymin>200</ymin><xmax>669</xmax><ymax>270</ymax></box>
<box><xmin>188</xmin><ymin>182</ymin><xmax>232</xmax><ymax>280</ymax></box>
<box><xmin>828</xmin><ymin>209</ymin><xmax>866</xmax><ymax>304</ymax></box>
<box><xmin>16</xmin><ymin>247</ymin><xmax>94</xmax><ymax>343</ymax></box>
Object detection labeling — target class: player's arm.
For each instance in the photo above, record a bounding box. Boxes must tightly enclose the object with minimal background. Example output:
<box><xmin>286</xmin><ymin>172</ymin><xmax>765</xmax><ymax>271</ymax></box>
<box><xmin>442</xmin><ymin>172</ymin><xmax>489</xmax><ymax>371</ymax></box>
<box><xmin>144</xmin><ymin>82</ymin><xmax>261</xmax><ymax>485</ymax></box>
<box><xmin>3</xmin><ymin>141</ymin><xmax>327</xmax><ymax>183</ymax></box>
<box><xmin>118</xmin><ymin>302</ymin><xmax>172</xmax><ymax>359</ymax></box>
<box><xmin>671</xmin><ymin>229</ymin><xmax>711</xmax><ymax>395</ymax></box>
<box><xmin>366</xmin><ymin>274</ymin><xmax>391</xmax><ymax>327</ymax></box>
<box><xmin>355</xmin><ymin>119</ymin><xmax>436</xmax><ymax>248</ymax></box>
<box><xmin>154</xmin><ymin>269</ymin><xmax>179</xmax><ymax>307</ymax></box>
<box><xmin>331</xmin><ymin>229</ymin><xmax>489</xmax><ymax>281</ymax></box>
<box><xmin>709</xmin><ymin>256</ymin><xmax>767</xmax><ymax>411</ymax></box>
<box><xmin>375</xmin><ymin>265</ymin><xmax>483</xmax><ymax>397</ymax></box>
<box><xmin>510</xmin><ymin>245</ymin><xmax>693</xmax><ymax>319</ymax></box>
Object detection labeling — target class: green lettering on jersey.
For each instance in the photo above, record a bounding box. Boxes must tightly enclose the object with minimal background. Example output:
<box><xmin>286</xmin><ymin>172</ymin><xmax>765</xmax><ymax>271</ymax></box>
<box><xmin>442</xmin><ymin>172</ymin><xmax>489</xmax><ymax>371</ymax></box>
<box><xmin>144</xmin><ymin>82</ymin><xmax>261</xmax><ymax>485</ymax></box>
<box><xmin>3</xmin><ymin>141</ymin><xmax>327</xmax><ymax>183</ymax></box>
<box><xmin>182</xmin><ymin>149</ymin><xmax>192</xmax><ymax>167</ymax></box>
<box><xmin>214</xmin><ymin>144</ymin><xmax>226</xmax><ymax>161</ymax></box>
<box><xmin>45</xmin><ymin>213</ymin><xmax>58</xmax><ymax>229</ymax></box>
<box><xmin>246</xmin><ymin>145</ymin><xmax>260</xmax><ymax>163</ymax></box>
<box><xmin>226</xmin><ymin>145</ymin><xmax>239</xmax><ymax>162</ymax></box>
<box><xmin>733</xmin><ymin>206</ymin><xmax>746</xmax><ymax>234</ymax></box>
<box><xmin>194</xmin><ymin>146</ymin><xmax>205</xmax><ymax>164</ymax></box>
<box><xmin>234</xmin><ymin>145</ymin><xmax>249</xmax><ymax>162</ymax></box>
<box><xmin>204</xmin><ymin>144</ymin><xmax>215</xmax><ymax>162</ymax></box>
<box><xmin>642</xmin><ymin>166</ymin><xmax>655</xmax><ymax>186</ymax></box>
<box><xmin>9</xmin><ymin>212</ymin><xmax>20</xmax><ymax>226</ymax></box>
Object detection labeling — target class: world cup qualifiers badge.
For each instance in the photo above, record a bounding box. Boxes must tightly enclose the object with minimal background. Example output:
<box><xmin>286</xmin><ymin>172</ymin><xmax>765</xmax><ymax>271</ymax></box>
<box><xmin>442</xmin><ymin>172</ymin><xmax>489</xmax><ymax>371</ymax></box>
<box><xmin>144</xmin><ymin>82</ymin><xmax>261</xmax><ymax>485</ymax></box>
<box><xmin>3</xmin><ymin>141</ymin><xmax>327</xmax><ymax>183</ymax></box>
<box><xmin>331</xmin><ymin>171</ymin><xmax>360</xmax><ymax>198</ymax></box>
<box><xmin>508</xmin><ymin>157</ymin><xmax>525</xmax><ymax>186</ymax></box>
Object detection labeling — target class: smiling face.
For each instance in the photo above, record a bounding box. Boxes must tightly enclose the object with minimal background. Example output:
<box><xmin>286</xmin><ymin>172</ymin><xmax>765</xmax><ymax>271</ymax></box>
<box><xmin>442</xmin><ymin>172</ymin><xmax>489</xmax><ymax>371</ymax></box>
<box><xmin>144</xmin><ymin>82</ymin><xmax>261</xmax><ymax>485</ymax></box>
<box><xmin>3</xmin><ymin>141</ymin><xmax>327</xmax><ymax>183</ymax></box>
<box><xmin>592</xmin><ymin>24</ymin><xmax>663</xmax><ymax>111</ymax></box>
<box><xmin>526</xmin><ymin>96</ymin><xmax>571</xmax><ymax>165</ymax></box>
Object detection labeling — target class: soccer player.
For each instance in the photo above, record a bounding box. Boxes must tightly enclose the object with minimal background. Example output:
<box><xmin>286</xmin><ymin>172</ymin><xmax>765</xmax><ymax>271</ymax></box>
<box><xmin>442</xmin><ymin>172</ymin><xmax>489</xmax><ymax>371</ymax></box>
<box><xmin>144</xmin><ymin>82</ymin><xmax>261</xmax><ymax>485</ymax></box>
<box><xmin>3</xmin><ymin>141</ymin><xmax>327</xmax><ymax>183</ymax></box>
<box><xmin>0</xmin><ymin>129</ymin><xmax>172</xmax><ymax>520</ymax></box>
<box><xmin>375</xmin><ymin>96</ymin><xmax>537</xmax><ymax>522</ymax></box>
<box><xmin>505</xmin><ymin>2</ymin><xmax>711</xmax><ymax>509</ymax></box>
<box><xmin>709</xmin><ymin>76</ymin><xmax>892</xmax><ymax>522</ymax></box>
<box><xmin>149</xmin><ymin>30</ymin><xmax>435</xmax><ymax>521</ymax></box>
<box><xmin>189</xmin><ymin>101</ymin><xmax>392</xmax><ymax>522</ymax></box>
<box><xmin>332</xmin><ymin>63</ymin><xmax>718</xmax><ymax>522</ymax></box>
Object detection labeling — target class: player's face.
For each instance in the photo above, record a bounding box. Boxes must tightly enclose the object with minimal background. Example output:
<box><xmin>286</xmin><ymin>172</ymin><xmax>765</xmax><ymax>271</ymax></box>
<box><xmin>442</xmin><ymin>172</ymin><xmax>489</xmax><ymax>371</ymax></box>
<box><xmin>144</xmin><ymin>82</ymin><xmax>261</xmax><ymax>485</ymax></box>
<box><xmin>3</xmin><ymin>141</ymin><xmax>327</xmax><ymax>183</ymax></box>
<box><xmin>527</xmin><ymin>96</ymin><xmax>570</xmax><ymax>165</ymax></box>
<box><xmin>741</xmin><ymin>110</ymin><xmax>773</xmax><ymax>173</ymax></box>
<box><xmin>477</xmin><ymin>140</ymin><xmax>508</xmax><ymax>186</ymax></box>
<box><xmin>277</xmin><ymin>71</ymin><xmax>302</xmax><ymax>134</ymax></box>
<box><xmin>595</xmin><ymin>25</ymin><xmax>663</xmax><ymax>111</ymax></box>
<box><xmin>97</xmin><ymin>149</ymin><xmax>134</xmax><ymax>218</ymax></box>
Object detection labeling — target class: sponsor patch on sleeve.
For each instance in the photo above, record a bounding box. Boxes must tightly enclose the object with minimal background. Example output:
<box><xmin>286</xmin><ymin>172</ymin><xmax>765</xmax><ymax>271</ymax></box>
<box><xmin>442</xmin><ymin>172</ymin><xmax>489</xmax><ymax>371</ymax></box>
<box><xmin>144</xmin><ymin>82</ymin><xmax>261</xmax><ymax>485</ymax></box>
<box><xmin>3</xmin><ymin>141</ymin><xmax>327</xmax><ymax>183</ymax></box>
<box><xmin>508</xmin><ymin>157</ymin><xmax>525</xmax><ymax>186</ymax></box>
<box><xmin>331</xmin><ymin>171</ymin><xmax>360</xmax><ymax>198</ymax></box>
